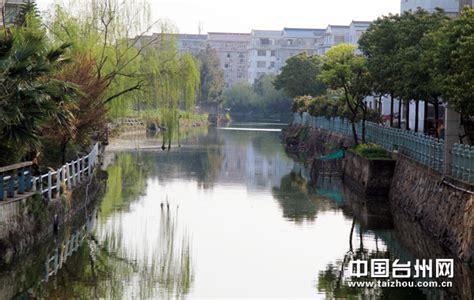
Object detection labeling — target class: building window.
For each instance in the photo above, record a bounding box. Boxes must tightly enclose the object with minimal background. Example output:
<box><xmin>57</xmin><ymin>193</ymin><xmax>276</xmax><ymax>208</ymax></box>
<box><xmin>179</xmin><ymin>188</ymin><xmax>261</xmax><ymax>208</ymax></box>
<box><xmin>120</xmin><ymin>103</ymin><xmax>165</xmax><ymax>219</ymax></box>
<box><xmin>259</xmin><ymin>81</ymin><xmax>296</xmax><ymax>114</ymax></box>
<box><xmin>240</xmin><ymin>59</ymin><xmax>245</xmax><ymax>64</ymax></box>
<box><xmin>257</xmin><ymin>50</ymin><xmax>266</xmax><ymax>56</ymax></box>
<box><xmin>260</xmin><ymin>38</ymin><xmax>270</xmax><ymax>45</ymax></box>
<box><xmin>257</xmin><ymin>61</ymin><xmax>266</xmax><ymax>68</ymax></box>
<box><xmin>270</xmin><ymin>62</ymin><xmax>275</xmax><ymax>68</ymax></box>
<box><xmin>271</xmin><ymin>50</ymin><xmax>276</xmax><ymax>57</ymax></box>
<box><xmin>225</xmin><ymin>63</ymin><xmax>229</xmax><ymax>69</ymax></box>
<box><xmin>287</xmin><ymin>39</ymin><xmax>293</xmax><ymax>46</ymax></box>
<box><xmin>227</xmin><ymin>53</ymin><xmax>231</xmax><ymax>58</ymax></box>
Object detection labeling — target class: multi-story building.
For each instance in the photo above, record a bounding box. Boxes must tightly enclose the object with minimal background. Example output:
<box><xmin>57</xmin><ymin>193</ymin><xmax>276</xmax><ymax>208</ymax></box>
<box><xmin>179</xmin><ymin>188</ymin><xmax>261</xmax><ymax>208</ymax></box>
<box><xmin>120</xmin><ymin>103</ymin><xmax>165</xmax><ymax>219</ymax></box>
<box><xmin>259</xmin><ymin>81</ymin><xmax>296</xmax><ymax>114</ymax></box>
<box><xmin>459</xmin><ymin>0</ymin><xmax>474</xmax><ymax>8</ymax></box>
<box><xmin>316</xmin><ymin>25</ymin><xmax>350</xmax><ymax>55</ymax></box>
<box><xmin>207</xmin><ymin>32</ymin><xmax>251</xmax><ymax>88</ymax></box>
<box><xmin>247</xmin><ymin>30</ymin><xmax>282</xmax><ymax>83</ymax></box>
<box><xmin>174</xmin><ymin>34</ymin><xmax>207</xmax><ymax>56</ymax></box>
<box><xmin>277</xmin><ymin>28</ymin><xmax>325</xmax><ymax>69</ymax></box>
<box><xmin>401</xmin><ymin>0</ymin><xmax>461</xmax><ymax>16</ymax></box>
<box><xmin>1</xmin><ymin>0</ymin><xmax>28</xmax><ymax>25</ymax></box>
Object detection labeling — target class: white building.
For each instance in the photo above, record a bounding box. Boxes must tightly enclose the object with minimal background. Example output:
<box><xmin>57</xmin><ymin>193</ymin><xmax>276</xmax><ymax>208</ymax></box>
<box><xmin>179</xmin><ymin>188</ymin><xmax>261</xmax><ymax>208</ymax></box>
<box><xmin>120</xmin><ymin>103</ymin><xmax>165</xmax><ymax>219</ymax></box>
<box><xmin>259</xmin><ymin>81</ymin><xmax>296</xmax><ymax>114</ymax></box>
<box><xmin>277</xmin><ymin>28</ymin><xmax>326</xmax><ymax>69</ymax></box>
<box><xmin>208</xmin><ymin>32</ymin><xmax>251</xmax><ymax>88</ymax></box>
<box><xmin>316</xmin><ymin>25</ymin><xmax>350</xmax><ymax>55</ymax></box>
<box><xmin>1</xmin><ymin>0</ymin><xmax>28</xmax><ymax>25</ymax></box>
<box><xmin>247</xmin><ymin>30</ymin><xmax>282</xmax><ymax>83</ymax></box>
<box><xmin>401</xmin><ymin>0</ymin><xmax>461</xmax><ymax>16</ymax></box>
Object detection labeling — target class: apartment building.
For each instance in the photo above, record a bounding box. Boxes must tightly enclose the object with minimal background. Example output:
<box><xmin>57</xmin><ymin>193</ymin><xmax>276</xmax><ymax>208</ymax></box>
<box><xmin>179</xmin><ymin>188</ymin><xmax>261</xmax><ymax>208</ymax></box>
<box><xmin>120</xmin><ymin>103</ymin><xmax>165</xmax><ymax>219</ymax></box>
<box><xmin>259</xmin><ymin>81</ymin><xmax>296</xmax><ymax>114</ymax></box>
<box><xmin>401</xmin><ymin>0</ymin><xmax>461</xmax><ymax>16</ymax></box>
<box><xmin>207</xmin><ymin>32</ymin><xmax>251</xmax><ymax>88</ymax></box>
<box><xmin>277</xmin><ymin>28</ymin><xmax>326</xmax><ymax>69</ymax></box>
<box><xmin>175</xmin><ymin>34</ymin><xmax>208</xmax><ymax>56</ymax></box>
<box><xmin>459</xmin><ymin>0</ymin><xmax>474</xmax><ymax>9</ymax></box>
<box><xmin>247</xmin><ymin>30</ymin><xmax>282</xmax><ymax>83</ymax></box>
<box><xmin>0</xmin><ymin>0</ymin><xmax>28</xmax><ymax>25</ymax></box>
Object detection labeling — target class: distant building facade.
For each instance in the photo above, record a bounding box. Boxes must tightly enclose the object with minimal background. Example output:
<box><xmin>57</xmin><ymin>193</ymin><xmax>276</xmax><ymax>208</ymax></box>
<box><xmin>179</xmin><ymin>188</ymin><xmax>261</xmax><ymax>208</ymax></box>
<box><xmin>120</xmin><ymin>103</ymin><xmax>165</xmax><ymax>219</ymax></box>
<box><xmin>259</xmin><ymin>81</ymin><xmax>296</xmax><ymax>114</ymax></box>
<box><xmin>401</xmin><ymin>0</ymin><xmax>461</xmax><ymax>16</ymax></box>
<box><xmin>247</xmin><ymin>30</ymin><xmax>282</xmax><ymax>83</ymax></box>
<box><xmin>207</xmin><ymin>32</ymin><xmax>251</xmax><ymax>88</ymax></box>
<box><xmin>459</xmin><ymin>0</ymin><xmax>474</xmax><ymax>9</ymax></box>
<box><xmin>175</xmin><ymin>34</ymin><xmax>208</xmax><ymax>56</ymax></box>
<box><xmin>1</xmin><ymin>0</ymin><xmax>28</xmax><ymax>25</ymax></box>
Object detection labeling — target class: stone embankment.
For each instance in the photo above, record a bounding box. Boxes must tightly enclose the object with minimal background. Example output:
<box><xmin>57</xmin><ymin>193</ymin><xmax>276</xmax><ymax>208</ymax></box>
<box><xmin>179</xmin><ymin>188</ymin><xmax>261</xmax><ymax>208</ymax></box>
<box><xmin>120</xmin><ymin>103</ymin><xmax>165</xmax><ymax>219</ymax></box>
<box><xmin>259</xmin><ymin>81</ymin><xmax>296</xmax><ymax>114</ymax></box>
<box><xmin>0</xmin><ymin>155</ymin><xmax>106</xmax><ymax>265</ymax></box>
<box><xmin>282</xmin><ymin>123</ymin><xmax>474</xmax><ymax>265</ymax></box>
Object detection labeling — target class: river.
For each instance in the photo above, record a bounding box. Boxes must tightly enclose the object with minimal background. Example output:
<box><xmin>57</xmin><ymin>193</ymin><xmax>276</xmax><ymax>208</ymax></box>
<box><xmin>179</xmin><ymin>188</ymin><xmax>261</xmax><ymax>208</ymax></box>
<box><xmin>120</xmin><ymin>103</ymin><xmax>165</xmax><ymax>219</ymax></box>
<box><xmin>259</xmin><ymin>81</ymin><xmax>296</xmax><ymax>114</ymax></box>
<box><xmin>0</xmin><ymin>123</ymin><xmax>472</xmax><ymax>299</ymax></box>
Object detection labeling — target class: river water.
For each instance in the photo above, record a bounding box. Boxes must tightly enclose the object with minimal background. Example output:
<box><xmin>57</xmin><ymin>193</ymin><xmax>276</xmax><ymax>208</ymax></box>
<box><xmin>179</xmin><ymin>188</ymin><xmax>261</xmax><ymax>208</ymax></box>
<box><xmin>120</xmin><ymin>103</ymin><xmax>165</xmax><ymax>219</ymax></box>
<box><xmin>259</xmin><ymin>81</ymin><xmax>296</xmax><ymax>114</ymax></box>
<box><xmin>1</xmin><ymin>123</ymin><xmax>472</xmax><ymax>299</ymax></box>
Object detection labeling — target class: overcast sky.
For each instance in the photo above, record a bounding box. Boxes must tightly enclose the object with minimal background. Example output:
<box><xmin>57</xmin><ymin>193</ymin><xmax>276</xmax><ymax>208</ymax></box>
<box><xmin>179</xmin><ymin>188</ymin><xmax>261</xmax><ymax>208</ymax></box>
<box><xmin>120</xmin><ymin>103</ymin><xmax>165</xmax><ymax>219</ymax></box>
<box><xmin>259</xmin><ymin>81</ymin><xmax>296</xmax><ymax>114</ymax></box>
<box><xmin>37</xmin><ymin>0</ymin><xmax>401</xmax><ymax>34</ymax></box>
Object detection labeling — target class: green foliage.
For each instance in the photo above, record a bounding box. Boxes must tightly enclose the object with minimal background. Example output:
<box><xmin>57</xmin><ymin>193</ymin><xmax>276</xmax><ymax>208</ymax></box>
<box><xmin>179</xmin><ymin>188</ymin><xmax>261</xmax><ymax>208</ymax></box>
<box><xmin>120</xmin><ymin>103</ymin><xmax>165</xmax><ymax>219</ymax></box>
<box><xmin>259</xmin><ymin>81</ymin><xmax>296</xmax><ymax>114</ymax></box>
<box><xmin>426</xmin><ymin>7</ymin><xmax>474</xmax><ymax>117</ymax></box>
<box><xmin>274</xmin><ymin>53</ymin><xmax>326</xmax><ymax>97</ymax></box>
<box><xmin>197</xmin><ymin>44</ymin><xmax>224</xmax><ymax>104</ymax></box>
<box><xmin>0</xmin><ymin>12</ymin><xmax>79</xmax><ymax>164</ymax></box>
<box><xmin>320</xmin><ymin>44</ymin><xmax>372</xmax><ymax>144</ymax></box>
<box><xmin>223</xmin><ymin>74</ymin><xmax>292</xmax><ymax>116</ymax></box>
<box><xmin>352</xmin><ymin>143</ymin><xmax>391</xmax><ymax>160</ymax></box>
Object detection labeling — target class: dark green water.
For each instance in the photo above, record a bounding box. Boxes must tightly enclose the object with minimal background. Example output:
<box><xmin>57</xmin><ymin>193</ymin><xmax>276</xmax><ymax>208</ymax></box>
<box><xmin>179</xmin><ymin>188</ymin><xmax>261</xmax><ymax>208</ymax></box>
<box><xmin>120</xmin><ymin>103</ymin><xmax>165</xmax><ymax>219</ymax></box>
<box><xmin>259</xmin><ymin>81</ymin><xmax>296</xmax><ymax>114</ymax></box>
<box><xmin>1</xmin><ymin>123</ymin><xmax>471</xmax><ymax>299</ymax></box>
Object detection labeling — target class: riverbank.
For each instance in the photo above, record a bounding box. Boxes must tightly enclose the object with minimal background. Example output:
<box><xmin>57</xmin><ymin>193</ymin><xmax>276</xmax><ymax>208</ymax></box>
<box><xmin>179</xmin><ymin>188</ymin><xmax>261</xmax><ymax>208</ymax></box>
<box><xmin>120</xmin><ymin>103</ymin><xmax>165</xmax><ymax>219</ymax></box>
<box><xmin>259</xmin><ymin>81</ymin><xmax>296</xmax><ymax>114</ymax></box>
<box><xmin>282</xmin><ymin>123</ymin><xmax>474</xmax><ymax>265</ymax></box>
<box><xmin>0</xmin><ymin>147</ymin><xmax>106</xmax><ymax>265</ymax></box>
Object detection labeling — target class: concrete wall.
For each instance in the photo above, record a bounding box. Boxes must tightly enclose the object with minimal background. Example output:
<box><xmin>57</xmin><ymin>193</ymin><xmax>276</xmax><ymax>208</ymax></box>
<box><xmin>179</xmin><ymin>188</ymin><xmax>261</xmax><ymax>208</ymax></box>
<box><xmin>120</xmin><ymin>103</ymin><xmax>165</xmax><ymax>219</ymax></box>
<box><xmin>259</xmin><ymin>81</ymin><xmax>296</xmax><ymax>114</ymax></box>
<box><xmin>390</xmin><ymin>154</ymin><xmax>474</xmax><ymax>264</ymax></box>
<box><xmin>0</xmin><ymin>169</ymin><xmax>106</xmax><ymax>265</ymax></box>
<box><xmin>342</xmin><ymin>151</ymin><xmax>396</xmax><ymax>197</ymax></box>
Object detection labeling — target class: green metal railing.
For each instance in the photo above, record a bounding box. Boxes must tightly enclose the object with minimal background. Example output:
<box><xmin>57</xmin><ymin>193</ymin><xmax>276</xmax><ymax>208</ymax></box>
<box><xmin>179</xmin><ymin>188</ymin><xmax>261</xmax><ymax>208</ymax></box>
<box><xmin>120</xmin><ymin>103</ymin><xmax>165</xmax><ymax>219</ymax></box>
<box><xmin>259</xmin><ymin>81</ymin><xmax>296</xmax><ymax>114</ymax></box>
<box><xmin>452</xmin><ymin>144</ymin><xmax>474</xmax><ymax>183</ymax></box>
<box><xmin>0</xmin><ymin>143</ymin><xmax>100</xmax><ymax>202</ymax></box>
<box><xmin>294</xmin><ymin>113</ymin><xmax>446</xmax><ymax>174</ymax></box>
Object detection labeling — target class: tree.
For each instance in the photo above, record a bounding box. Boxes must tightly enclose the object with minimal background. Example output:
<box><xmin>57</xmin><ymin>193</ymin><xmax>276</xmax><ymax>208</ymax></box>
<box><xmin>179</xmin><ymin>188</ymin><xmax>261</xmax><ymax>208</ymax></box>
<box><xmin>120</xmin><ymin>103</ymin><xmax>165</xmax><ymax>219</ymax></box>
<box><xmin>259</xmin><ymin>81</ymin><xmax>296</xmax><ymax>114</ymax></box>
<box><xmin>427</xmin><ymin>7</ymin><xmax>474</xmax><ymax>118</ymax></box>
<box><xmin>358</xmin><ymin>14</ymin><xmax>401</xmax><ymax>128</ymax></box>
<box><xmin>394</xmin><ymin>9</ymin><xmax>448</xmax><ymax>133</ymax></box>
<box><xmin>46</xmin><ymin>0</ymin><xmax>160</xmax><ymax>117</ymax></box>
<box><xmin>320</xmin><ymin>44</ymin><xmax>372</xmax><ymax>145</ymax></box>
<box><xmin>0</xmin><ymin>9</ymin><xmax>77</xmax><ymax>165</ymax></box>
<box><xmin>196</xmin><ymin>44</ymin><xmax>224</xmax><ymax>104</ymax></box>
<box><xmin>43</xmin><ymin>53</ymin><xmax>107</xmax><ymax>164</ymax></box>
<box><xmin>274</xmin><ymin>53</ymin><xmax>326</xmax><ymax>98</ymax></box>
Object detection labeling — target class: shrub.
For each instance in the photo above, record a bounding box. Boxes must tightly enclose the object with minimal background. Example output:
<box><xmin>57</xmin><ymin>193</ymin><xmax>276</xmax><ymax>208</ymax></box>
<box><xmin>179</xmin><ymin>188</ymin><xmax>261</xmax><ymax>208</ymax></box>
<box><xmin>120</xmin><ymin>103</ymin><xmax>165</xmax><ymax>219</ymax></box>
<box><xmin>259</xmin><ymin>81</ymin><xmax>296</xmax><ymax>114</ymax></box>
<box><xmin>352</xmin><ymin>143</ymin><xmax>391</xmax><ymax>160</ymax></box>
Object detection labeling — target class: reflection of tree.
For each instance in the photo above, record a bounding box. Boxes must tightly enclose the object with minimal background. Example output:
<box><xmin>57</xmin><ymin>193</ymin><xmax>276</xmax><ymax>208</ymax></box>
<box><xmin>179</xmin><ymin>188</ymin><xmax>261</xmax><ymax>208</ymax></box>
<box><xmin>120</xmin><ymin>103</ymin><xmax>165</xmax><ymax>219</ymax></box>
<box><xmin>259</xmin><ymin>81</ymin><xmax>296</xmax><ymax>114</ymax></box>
<box><xmin>272</xmin><ymin>173</ymin><xmax>333</xmax><ymax>223</ymax></box>
<box><xmin>317</xmin><ymin>220</ymin><xmax>428</xmax><ymax>300</ymax></box>
<box><xmin>35</xmin><ymin>207</ymin><xmax>194</xmax><ymax>299</ymax></box>
<box><xmin>101</xmin><ymin>153</ymin><xmax>148</xmax><ymax>218</ymax></box>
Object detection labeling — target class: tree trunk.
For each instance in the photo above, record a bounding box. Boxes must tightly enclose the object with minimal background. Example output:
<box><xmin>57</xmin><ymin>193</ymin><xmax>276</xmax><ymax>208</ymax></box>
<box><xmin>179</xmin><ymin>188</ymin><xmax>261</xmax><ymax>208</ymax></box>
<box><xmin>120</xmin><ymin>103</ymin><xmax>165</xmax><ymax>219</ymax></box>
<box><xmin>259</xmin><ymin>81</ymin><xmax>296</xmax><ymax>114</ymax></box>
<box><xmin>415</xmin><ymin>100</ymin><xmax>419</xmax><ymax>132</ymax></box>
<box><xmin>351</xmin><ymin>120</ymin><xmax>359</xmax><ymax>145</ymax></box>
<box><xmin>405</xmin><ymin>100</ymin><xmax>410</xmax><ymax>131</ymax></box>
<box><xmin>398</xmin><ymin>99</ymin><xmax>402</xmax><ymax>129</ymax></box>
<box><xmin>390</xmin><ymin>93</ymin><xmax>394</xmax><ymax>127</ymax></box>
<box><xmin>60</xmin><ymin>139</ymin><xmax>69</xmax><ymax>165</ymax></box>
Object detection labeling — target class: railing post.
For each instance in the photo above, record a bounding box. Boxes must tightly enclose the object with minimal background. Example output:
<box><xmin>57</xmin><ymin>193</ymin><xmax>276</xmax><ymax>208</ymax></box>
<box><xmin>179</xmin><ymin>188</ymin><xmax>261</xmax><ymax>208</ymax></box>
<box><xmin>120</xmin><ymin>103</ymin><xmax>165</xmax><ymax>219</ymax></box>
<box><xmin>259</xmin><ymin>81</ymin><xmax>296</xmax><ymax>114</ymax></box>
<box><xmin>71</xmin><ymin>161</ymin><xmax>76</xmax><ymax>187</ymax></box>
<box><xmin>47</xmin><ymin>171</ymin><xmax>52</xmax><ymax>201</ymax></box>
<box><xmin>26</xmin><ymin>166</ymin><xmax>32</xmax><ymax>191</ymax></box>
<box><xmin>8</xmin><ymin>171</ymin><xmax>15</xmax><ymax>198</ymax></box>
<box><xmin>77</xmin><ymin>159</ymin><xmax>82</xmax><ymax>184</ymax></box>
<box><xmin>18</xmin><ymin>167</ymin><xmax>25</xmax><ymax>194</ymax></box>
<box><xmin>56</xmin><ymin>169</ymin><xmax>61</xmax><ymax>197</ymax></box>
<box><xmin>66</xmin><ymin>164</ymin><xmax>71</xmax><ymax>190</ymax></box>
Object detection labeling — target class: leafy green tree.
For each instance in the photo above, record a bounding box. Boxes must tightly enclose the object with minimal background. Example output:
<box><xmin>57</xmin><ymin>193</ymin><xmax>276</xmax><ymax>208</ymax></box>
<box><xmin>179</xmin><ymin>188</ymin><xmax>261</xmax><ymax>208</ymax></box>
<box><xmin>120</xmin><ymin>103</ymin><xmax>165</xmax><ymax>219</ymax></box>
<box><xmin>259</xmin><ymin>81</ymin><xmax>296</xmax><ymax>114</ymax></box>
<box><xmin>0</xmin><ymin>7</ymin><xmax>77</xmax><ymax>165</ymax></box>
<box><xmin>274</xmin><ymin>53</ymin><xmax>326</xmax><ymax>98</ymax></box>
<box><xmin>426</xmin><ymin>7</ymin><xmax>474</xmax><ymax>118</ymax></box>
<box><xmin>358</xmin><ymin>14</ymin><xmax>401</xmax><ymax>127</ymax></box>
<box><xmin>395</xmin><ymin>9</ymin><xmax>448</xmax><ymax>132</ymax></box>
<box><xmin>196</xmin><ymin>44</ymin><xmax>224</xmax><ymax>104</ymax></box>
<box><xmin>320</xmin><ymin>44</ymin><xmax>372</xmax><ymax>144</ymax></box>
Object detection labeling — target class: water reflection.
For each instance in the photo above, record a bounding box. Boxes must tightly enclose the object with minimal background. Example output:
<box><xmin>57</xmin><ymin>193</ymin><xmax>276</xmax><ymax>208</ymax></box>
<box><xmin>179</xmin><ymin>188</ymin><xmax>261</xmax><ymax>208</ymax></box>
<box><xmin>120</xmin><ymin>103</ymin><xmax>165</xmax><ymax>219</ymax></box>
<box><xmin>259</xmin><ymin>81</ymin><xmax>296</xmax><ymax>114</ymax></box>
<box><xmin>3</xmin><ymin>123</ymin><xmax>472</xmax><ymax>299</ymax></box>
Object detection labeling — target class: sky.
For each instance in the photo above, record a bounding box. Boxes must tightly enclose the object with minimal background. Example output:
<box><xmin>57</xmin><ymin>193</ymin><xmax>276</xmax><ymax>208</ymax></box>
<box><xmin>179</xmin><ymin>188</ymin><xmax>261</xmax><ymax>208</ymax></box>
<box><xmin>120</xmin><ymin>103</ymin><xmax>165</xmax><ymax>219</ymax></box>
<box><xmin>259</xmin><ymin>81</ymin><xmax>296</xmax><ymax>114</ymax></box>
<box><xmin>36</xmin><ymin>0</ymin><xmax>401</xmax><ymax>34</ymax></box>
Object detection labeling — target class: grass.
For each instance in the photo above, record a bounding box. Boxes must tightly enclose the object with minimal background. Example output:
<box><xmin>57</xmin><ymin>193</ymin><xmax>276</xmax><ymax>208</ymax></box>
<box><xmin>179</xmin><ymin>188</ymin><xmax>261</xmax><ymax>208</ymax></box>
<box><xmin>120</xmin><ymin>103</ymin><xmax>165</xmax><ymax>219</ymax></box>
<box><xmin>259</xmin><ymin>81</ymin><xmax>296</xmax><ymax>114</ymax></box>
<box><xmin>351</xmin><ymin>143</ymin><xmax>392</xmax><ymax>160</ymax></box>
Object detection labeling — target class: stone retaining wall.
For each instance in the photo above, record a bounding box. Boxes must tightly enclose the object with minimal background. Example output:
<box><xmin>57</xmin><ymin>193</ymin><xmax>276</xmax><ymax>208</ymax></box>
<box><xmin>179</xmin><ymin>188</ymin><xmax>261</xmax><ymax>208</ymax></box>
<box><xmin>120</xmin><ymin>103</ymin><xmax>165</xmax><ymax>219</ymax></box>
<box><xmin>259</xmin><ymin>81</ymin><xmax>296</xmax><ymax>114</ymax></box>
<box><xmin>390</xmin><ymin>154</ymin><xmax>474</xmax><ymax>265</ymax></box>
<box><xmin>0</xmin><ymin>168</ymin><xmax>106</xmax><ymax>265</ymax></box>
<box><xmin>342</xmin><ymin>151</ymin><xmax>396</xmax><ymax>197</ymax></box>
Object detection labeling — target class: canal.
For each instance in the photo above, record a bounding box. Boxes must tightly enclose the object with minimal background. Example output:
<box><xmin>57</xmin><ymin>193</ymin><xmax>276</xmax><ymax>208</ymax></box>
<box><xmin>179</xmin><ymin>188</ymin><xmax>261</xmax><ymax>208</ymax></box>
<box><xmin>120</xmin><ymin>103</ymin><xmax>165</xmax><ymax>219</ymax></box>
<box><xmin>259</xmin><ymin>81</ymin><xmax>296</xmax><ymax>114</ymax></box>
<box><xmin>1</xmin><ymin>123</ymin><xmax>472</xmax><ymax>299</ymax></box>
